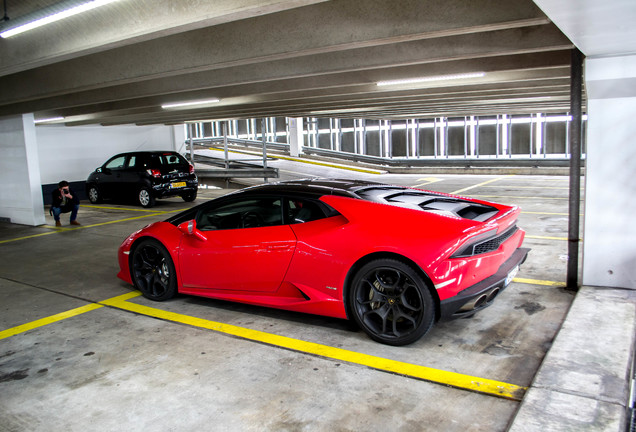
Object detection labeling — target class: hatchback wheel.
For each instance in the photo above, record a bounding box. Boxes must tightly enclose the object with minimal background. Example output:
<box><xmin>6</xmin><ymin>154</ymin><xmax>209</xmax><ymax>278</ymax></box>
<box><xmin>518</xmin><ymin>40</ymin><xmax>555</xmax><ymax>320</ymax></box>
<box><xmin>349</xmin><ymin>259</ymin><xmax>434</xmax><ymax>346</ymax></box>
<box><xmin>138</xmin><ymin>187</ymin><xmax>155</xmax><ymax>208</ymax></box>
<box><xmin>88</xmin><ymin>185</ymin><xmax>102</xmax><ymax>204</ymax></box>
<box><xmin>131</xmin><ymin>239</ymin><xmax>177</xmax><ymax>301</ymax></box>
<box><xmin>181</xmin><ymin>190</ymin><xmax>197</xmax><ymax>202</ymax></box>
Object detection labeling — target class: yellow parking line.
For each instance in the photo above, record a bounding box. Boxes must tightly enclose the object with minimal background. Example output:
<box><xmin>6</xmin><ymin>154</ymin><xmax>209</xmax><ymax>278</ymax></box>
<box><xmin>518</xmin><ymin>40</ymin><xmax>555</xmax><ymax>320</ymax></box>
<box><xmin>525</xmin><ymin>235</ymin><xmax>569</xmax><ymax>241</ymax></box>
<box><xmin>0</xmin><ymin>209</ymin><xmax>190</xmax><ymax>244</ymax></box>
<box><xmin>413</xmin><ymin>178</ymin><xmax>443</xmax><ymax>188</ymax></box>
<box><xmin>513</xmin><ymin>278</ymin><xmax>565</xmax><ymax>287</ymax></box>
<box><xmin>522</xmin><ymin>211</ymin><xmax>569</xmax><ymax>216</ymax></box>
<box><xmin>0</xmin><ymin>303</ymin><xmax>103</xmax><ymax>340</ymax></box>
<box><xmin>0</xmin><ymin>292</ymin><xmax>141</xmax><ymax>340</ymax></box>
<box><xmin>207</xmin><ymin>147</ymin><xmax>384</xmax><ymax>175</ymax></box>
<box><xmin>82</xmin><ymin>204</ymin><xmax>162</xmax><ymax>213</ymax></box>
<box><xmin>0</xmin><ymin>231</ymin><xmax>61</xmax><ymax>244</ymax></box>
<box><xmin>451</xmin><ymin>176</ymin><xmax>512</xmax><ymax>195</ymax></box>
<box><xmin>101</xmin><ymin>294</ymin><xmax>526</xmax><ymax>401</ymax></box>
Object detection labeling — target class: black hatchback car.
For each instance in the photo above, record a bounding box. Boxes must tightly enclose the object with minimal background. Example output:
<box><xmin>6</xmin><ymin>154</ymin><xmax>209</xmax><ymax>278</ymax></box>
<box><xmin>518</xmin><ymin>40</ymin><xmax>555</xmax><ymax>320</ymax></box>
<box><xmin>86</xmin><ymin>151</ymin><xmax>198</xmax><ymax>207</ymax></box>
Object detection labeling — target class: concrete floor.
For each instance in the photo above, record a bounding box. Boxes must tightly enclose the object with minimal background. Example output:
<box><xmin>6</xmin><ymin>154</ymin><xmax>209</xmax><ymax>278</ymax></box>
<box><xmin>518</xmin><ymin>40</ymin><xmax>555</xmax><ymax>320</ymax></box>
<box><xmin>1</xmin><ymin>156</ymin><xmax>634</xmax><ymax>431</ymax></box>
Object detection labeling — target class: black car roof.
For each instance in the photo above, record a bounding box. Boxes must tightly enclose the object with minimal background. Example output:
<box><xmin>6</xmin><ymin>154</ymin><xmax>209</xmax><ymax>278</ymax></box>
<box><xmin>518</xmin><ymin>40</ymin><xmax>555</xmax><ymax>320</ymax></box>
<box><xmin>233</xmin><ymin>178</ymin><xmax>399</xmax><ymax>198</ymax></box>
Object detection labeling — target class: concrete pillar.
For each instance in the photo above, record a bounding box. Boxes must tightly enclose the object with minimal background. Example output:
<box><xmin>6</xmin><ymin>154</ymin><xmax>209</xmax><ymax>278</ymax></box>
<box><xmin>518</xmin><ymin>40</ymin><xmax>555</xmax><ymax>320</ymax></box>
<box><xmin>288</xmin><ymin>117</ymin><xmax>304</xmax><ymax>157</ymax></box>
<box><xmin>582</xmin><ymin>55</ymin><xmax>636</xmax><ymax>289</ymax></box>
<box><xmin>0</xmin><ymin>114</ymin><xmax>45</xmax><ymax>226</ymax></box>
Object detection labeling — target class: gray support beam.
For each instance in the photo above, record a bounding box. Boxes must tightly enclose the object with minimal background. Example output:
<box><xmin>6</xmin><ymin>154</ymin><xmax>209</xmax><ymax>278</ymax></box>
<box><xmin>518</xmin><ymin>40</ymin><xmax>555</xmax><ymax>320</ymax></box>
<box><xmin>566</xmin><ymin>48</ymin><xmax>583</xmax><ymax>290</ymax></box>
<box><xmin>0</xmin><ymin>114</ymin><xmax>45</xmax><ymax>226</ymax></box>
<box><xmin>262</xmin><ymin>118</ymin><xmax>268</xmax><ymax>183</ymax></box>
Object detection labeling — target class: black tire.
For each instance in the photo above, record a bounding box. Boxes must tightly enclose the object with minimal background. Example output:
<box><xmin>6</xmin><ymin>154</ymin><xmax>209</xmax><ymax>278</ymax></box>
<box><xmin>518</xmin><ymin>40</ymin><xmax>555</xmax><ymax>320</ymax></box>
<box><xmin>138</xmin><ymin>187</ymin><xmax>155</xmax><ymax>208</ymax></box>
<box><xmin>131</xmin><ymin>239</ymin><xmax>177</xmax><ymax>301</ymax></box>
<box><xmin>181</xmin><ymin>190</ymin><xmax>197</xmax><ymax>202</ymax></box>
<box><xmin>87</xmin><ymin>185</ymin><xmax>102</xmax><ymax>204</ymax></box>
<box><xmin>349</xmin><ymin>259</ymin><xmax>435</xmax><ymax>346</ymax></box>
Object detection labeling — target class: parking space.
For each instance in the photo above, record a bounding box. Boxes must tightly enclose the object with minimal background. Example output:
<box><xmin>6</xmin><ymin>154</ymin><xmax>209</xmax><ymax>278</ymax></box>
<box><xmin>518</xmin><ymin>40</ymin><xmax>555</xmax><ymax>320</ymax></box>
<box><xmin>0</xmin><ymin>165</ymin><xmax>578</xmax><ymax>431</ymax></box>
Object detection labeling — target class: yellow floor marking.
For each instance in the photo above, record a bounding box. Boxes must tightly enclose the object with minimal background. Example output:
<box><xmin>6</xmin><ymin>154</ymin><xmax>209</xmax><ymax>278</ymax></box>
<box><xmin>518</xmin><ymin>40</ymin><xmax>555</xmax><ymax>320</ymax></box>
<box><xmin>525</xmin><ymin>235</ymin><xmax>569</xmax><ymax>241</ymax></box>
<box><xmin>451</xmin><ymin>176</ymin><xmax>512</xmax><ymax>195</ymax></box>
<box><xmin>522</xmin><ymin>211</ymin><xmax>569</xmax><ymax>216</ymax></box>
<box><xmin>0</xmin><ymin>304</ymin><xmax>101</xmax><ymax>340</ymax></box>
<box><xmin>0</xmin><ymin>231</ymin><xmax>60</xmax><ymax>244</ymax></box>
<box><xmin>82</xmin><ymin>204</ymin><xmax>163</xmax><ymax>213</ymax></box>
<box><xmin>1</xmin><ymin>208</ymin><xmax>191</xmax><ymax>244</ymax></box>
<box><xmin>0</xmin><ymin>292</ymin><xmax>142</xmax><ymax>340</ymax></box>
<box><xmin>101</xmin><ymin>294</ymin><xmax>526</xmax><ymax>400</ymax></box>
<box><xmin>513</xmin><ymin>278</ymin><xmax>565</xmax><ymax>287</ymax></box>
<box><xmin>413</xmin><ymin>178</ymin><xmax>443</xmax><ymax>188</ymax></box>
<box><xmin>206</xmin><ymin>147</ymin><xmax>384</xmax><ymax>175</ymax></box>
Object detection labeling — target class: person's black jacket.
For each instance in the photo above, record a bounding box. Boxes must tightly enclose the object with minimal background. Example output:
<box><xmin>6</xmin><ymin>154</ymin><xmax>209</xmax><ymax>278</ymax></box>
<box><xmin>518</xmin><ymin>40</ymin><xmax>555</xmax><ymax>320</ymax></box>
<box><xmin>51</xmin><ymin>187</ymin><xmax>80</xmax><ymax>212</ymax></box>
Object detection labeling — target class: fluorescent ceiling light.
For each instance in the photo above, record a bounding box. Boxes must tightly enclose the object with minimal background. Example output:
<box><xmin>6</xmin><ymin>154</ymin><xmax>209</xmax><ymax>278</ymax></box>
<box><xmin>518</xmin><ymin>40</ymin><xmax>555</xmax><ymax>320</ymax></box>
<box><xmin>34</xmin><ymin>117</ymin><xmax>65</xmax><ymax>124</ymax></box>
<box><xmin>1</xmin><ymin>0</ymin><xmax>121</xmax><ymax>39</ymax></box>
<box><xmin>162</xmin><ymin>99</ymin><xmax>221</xmax><ymax>109</ymax></box>
<box><xmin>377</xmin><ymin>72</ymin><xmax>486</xmax><ymax>87</ymax></box>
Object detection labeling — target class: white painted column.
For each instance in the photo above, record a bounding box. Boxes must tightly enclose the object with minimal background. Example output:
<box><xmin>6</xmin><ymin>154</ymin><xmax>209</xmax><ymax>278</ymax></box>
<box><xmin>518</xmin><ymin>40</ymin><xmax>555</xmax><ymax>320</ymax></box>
<box><xmin>582</xmin><ymin>55</ymin><xmax>636</xmax><ymax>289</ymax></box>
<box><xmin>0</xmin><ymin>114</ymin><xmax>45</xmax><ymax>226</ymax></box>
<box><xmin>288</xmin><ymin>117</ymin><xmax>304</xmax><ymax>157</ymax></box>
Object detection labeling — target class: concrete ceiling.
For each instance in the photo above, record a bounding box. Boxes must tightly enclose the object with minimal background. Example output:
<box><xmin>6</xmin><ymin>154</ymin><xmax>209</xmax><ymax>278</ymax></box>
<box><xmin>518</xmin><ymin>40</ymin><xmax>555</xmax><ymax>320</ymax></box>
<box><xmin>0</xmin><ymin>0</ymin><xmax>581</xmax><ymax>126</ymax></box>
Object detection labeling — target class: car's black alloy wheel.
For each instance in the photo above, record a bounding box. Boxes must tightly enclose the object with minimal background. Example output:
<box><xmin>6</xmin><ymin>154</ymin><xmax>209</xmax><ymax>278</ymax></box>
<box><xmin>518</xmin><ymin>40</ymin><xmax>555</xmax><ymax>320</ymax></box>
<box><xmin>131</xmin><ymin>239</ymin><xmax>177</xmax><ymax>301</ymax></box>
<box><xmin>88</xmin><ymin>185</ymin><xmax>102</xmax><ymax>203</ymax></box>
<box><xmin>138</xmin><ymin>187</ymin><xmax>155</xmax><ymax>208</ymax></box>
<box><xmin>350</xmin><ymin>259</ymin><xmax>434</xmax><ymax>346</ymax></box>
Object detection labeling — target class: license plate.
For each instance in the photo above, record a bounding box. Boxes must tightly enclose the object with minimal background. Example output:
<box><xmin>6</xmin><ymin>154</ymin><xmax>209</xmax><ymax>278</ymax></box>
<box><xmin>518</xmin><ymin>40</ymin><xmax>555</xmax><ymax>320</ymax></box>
<box><xmin>170</xmin><ymin>181</ymin><xmax>186</xmax><ymax>188</ymax></box>
<box><xmin>504</xmin><ymin>266</ymin><xmax>519</xmax><ymax>287</ymax></box>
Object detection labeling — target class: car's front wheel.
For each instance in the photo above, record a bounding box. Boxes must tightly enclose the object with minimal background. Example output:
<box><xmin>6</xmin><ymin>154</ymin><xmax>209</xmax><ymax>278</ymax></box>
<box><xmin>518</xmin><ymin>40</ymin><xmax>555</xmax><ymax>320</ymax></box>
<box><xmin>138</xmin><ymin>187</ymin><xmax>156</xmax><ymax>208</ymax></box>
<box><xmin>349</xmin><ymin>259</ymin><xmax>435</xmax><ymax>346</ymax></box>
<box><xmin>131</xmin><ymin>239</ymin><xmax>177</xmax><ymax>301</ymax></box>
<box><xmin>87</xmin><ymin>185</ymin><xmax>102</xmax><ymax>203</ymax></box>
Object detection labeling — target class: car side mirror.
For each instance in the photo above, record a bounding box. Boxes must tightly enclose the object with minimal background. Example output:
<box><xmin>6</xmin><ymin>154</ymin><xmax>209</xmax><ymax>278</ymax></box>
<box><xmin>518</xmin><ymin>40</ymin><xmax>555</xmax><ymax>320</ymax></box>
<box><xmin>178</xmin><ymin>220</ymin><xmax>207</xmax><ymax>242</ymax></box>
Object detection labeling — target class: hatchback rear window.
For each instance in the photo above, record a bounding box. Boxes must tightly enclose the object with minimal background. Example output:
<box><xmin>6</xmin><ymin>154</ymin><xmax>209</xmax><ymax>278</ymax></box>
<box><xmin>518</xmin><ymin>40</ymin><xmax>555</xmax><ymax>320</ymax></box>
<box><xmin>149</xmin><ymin>153</ymin><xmax>188</xmax><ymax>169</ymax></box>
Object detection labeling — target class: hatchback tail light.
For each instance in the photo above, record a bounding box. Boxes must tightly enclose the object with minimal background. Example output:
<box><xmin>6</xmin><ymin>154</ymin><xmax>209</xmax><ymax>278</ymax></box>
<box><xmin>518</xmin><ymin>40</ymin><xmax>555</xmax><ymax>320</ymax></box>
<box><xmin>189</xmin><ymin>164</ymin><xmax>195</xmax><ymax>174</ymax></box>
<box><xmin>147</xmin><ymin>168</ymin><xmax>161</xmax><ymax>178</ymax></box>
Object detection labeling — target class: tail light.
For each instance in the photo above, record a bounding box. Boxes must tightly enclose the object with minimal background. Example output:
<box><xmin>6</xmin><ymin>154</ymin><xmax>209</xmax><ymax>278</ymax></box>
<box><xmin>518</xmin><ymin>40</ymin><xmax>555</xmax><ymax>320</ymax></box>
<box><xmin>189</xmin><ymin>164</ymin><xmax>195</xmax><ymax>174</ymax></box>
<box><xmin>147</xmin><ymin>168</ymin><xmax>161</xmax><ymax>178</ymax></box>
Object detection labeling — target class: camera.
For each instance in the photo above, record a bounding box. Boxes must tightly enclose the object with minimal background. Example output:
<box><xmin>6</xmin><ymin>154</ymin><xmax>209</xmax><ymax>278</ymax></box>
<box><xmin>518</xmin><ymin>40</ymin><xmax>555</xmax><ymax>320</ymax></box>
<box><xmin>62</xmin><ymin>188</ymin><xmax>69</xmax><ymax>194</ymax></box>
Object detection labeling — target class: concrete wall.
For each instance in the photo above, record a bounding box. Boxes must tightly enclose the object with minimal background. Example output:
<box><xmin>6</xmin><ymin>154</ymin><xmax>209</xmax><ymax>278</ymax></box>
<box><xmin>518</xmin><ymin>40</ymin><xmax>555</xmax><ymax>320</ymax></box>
<box><xmin>36</xmin><ymin>124</ymin><xmax>186</xmax><ymax>185</ymax></box>
<box><xmin>583</xmin><ymin>55</ymin><xmax>636</xmax><ymax>289</ymax></box>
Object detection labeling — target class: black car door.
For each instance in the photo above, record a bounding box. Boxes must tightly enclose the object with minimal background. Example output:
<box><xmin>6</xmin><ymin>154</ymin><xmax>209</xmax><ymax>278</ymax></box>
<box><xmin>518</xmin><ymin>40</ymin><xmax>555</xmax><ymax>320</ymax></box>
<box><xmin>99</xmin><ymin>154</ymin><xmax>128</xmax><ymax>198</ymax></box>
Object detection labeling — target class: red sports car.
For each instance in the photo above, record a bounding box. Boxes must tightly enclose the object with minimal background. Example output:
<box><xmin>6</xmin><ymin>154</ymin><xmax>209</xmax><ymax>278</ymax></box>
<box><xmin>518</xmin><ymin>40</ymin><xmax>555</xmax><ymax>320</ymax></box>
<box><xmin>118</xmin><ymin>179</ymin><xmax>529</xmax><ymax>345</ymax></box>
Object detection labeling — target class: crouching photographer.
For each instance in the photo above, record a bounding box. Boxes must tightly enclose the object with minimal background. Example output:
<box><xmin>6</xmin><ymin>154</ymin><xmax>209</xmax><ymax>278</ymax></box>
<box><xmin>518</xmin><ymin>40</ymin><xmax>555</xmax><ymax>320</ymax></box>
<box><xmin>51</xmin><ymin>180</ymin><xmax>81</xmax><ymax>227</ymax></box>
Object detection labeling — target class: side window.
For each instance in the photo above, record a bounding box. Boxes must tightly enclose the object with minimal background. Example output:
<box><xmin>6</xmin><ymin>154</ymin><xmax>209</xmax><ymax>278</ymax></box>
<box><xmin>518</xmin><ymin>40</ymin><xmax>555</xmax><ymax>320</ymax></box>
<box><xmin>126</xmin><ymin>156</ymin><xmax>137</xmax><ymax>169</ymax></box>
<box><xmin>104</xmin><ymin>155</ymin><xmax>127</xmax><ymax>170</ymax></box>
<box><xmin>286</xmin><ymin>198</ymin><xmax>327</xmax><ymax>224</ymax></box>
<box><xmin>196</xmin><ymin>197</ymin><xmax>283</xmax><ymax>231</ymax></box>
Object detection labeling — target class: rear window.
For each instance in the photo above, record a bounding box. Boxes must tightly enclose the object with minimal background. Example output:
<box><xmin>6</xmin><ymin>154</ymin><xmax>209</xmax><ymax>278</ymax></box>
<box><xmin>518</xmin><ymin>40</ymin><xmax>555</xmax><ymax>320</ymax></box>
<box><xmin>149</xmin><ymin>153</ymin><xmax>188</xmax><ymax>169</ymax></box>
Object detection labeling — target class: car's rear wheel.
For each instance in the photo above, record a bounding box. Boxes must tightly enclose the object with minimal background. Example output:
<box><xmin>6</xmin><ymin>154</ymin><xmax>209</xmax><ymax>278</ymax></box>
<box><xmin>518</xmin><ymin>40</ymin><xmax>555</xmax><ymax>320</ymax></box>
<box><xmin>87</xmin><ymin>185</ymin><xmax>102</xmax><ymax>204</ymax></box>
<box><xmin>181</xmin><ymin>190</ymin><xmax>197</xmax><ymax>202</ymax></box>
<box><xmin>349</xmin><ymin>259</ymin><xmax>434</xmax><ymax>346</ymax></box>
<box><xmin>138</xmin><ymin>187</ymin><xmax>155</xmax><ymax>208</ymax></box>
<box><xmin>131</xmin><ymin>239</ymin><xmax>177</xmax><ymax>301</ymax></box>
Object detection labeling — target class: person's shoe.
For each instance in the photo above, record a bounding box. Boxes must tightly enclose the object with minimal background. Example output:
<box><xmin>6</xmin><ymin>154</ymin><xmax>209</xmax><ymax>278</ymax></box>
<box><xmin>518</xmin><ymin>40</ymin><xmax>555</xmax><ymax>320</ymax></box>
<box><xmin>70</xmin><ymin>220</ymin><xmax>81</xmax><ymax>226</ymax></box>
<box><xmin>55</xmin><ymin>221</ymin><xmax>62</xmax><ymax>227</ymax></box>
